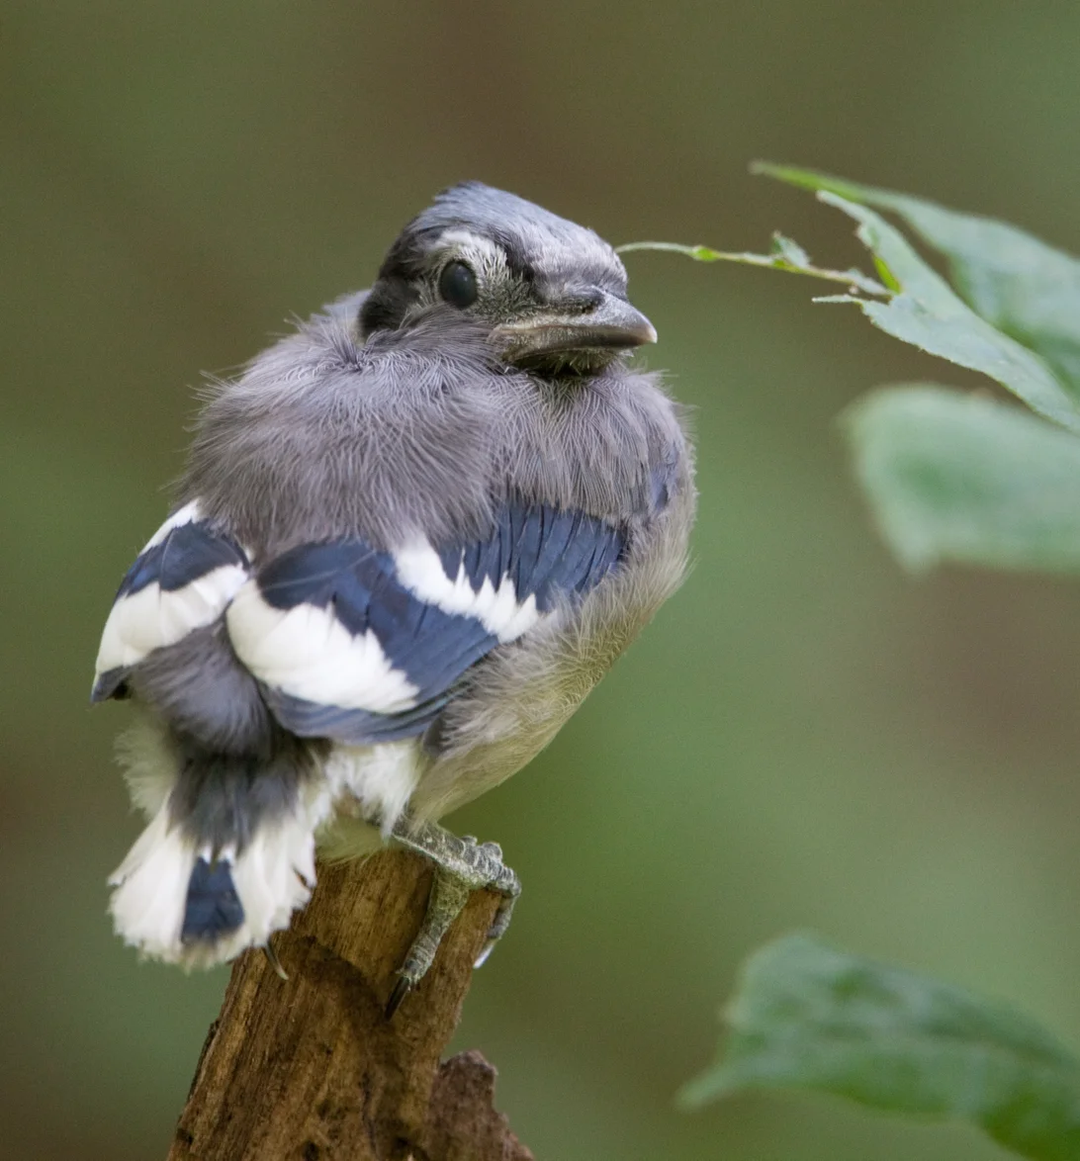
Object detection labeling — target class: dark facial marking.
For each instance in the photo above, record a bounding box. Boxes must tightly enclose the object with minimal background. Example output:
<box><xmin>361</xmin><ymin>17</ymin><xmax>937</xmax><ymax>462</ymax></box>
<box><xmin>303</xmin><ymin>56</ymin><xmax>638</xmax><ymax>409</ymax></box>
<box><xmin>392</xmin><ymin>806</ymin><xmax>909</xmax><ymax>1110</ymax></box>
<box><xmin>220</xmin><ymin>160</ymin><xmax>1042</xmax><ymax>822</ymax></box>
<box><xmin>358</xmin><ymin>276</ymin><xmax>419</xmax><ymax>335</ymax></box>
<box><xmin>489</xmin><ymin>231</ymin><xmax>536</xmax><ymax>284</ymax></box>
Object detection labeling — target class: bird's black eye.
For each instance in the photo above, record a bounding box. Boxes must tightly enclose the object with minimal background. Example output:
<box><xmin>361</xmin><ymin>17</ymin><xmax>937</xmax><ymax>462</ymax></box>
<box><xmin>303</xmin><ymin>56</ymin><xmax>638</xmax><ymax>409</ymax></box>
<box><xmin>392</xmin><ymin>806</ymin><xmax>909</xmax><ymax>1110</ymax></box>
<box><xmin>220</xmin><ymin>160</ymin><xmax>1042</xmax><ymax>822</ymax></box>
<box><xmin>438</xmin><ymin>261</ymin><xmax>478</xmax><ymax>309</ymax></box>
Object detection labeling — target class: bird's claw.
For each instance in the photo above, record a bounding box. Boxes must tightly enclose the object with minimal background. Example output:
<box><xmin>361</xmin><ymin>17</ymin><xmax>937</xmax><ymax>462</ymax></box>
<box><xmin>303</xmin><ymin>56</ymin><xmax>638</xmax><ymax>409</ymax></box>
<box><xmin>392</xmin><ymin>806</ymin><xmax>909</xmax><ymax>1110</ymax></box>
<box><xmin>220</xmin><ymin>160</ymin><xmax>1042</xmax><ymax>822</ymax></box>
<box><xmin>262</xmin><ymin>937</ymin><xmax>289</xmax><ymax>980</ymax></box>
<box><xmin>385</xmin><ymin>818</ymin><xmax>520</xmax><ymax>1017</ymax></box>
<box><xmin>385</xmin><ymin>974</ymin><xmax>413</xmax><ymax>1018</ymax></box>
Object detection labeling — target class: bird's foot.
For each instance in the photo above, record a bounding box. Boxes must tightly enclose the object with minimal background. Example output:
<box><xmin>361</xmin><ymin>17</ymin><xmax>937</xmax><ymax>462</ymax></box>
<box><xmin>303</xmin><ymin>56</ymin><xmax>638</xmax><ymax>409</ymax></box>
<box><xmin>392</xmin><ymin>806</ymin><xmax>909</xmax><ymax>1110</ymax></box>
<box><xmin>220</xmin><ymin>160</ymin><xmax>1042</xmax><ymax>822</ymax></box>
<box><xmin>386</xmin><ymin>817</ymin><xmax>520</xmax><ymax>1016</ymax></box>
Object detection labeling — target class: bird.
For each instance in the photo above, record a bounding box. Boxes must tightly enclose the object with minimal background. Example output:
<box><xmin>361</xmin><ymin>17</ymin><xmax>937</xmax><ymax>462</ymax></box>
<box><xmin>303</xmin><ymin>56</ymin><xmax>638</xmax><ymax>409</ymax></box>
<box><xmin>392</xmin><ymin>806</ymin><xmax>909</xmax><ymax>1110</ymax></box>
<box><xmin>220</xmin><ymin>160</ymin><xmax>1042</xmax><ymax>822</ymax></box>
<box><xmin>93</xmin><ymin>181</ymin><xmax>696</xmax><ymax>1004</ymax></box>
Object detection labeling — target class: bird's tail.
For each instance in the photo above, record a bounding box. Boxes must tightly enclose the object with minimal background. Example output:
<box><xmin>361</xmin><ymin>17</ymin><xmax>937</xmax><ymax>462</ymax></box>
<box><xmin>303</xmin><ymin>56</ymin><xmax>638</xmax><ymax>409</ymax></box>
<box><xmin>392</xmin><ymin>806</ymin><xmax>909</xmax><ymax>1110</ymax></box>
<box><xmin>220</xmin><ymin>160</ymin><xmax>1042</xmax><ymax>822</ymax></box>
<box><xmin>108</xmin><ymin>721</ymin><xmax>328</xmax><ymax>968</ymax></box>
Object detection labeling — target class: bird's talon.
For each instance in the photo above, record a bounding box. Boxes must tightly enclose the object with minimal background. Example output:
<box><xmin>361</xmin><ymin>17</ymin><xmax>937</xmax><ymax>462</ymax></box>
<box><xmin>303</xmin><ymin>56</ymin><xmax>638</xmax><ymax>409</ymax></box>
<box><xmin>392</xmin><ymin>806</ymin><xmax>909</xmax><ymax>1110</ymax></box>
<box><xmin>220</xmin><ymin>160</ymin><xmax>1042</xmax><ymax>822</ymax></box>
<box><xmin>386</xmin><ymin>816</ymin><xmax>522</xmax><ymax>996</ymax></box>
<box><xmin>263</xmin><ymin>939</ymin><xmax>289</xmax><ymax>981</ymax></box>
<box><xmin>386</xmin><ymin>974</ymin><xmax>413</xmax><ymax>1018</ymax></box>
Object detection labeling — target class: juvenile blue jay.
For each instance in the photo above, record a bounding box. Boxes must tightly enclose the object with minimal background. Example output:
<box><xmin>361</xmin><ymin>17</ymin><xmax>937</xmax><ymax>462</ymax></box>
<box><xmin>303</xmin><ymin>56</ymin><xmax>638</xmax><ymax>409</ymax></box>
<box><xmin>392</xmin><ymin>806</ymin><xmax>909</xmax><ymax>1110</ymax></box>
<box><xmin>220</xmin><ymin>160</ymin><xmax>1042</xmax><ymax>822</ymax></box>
<box><xmin>94</xmin><ymin>183</ymin><xmax>695</xmax><ymax>1002</ymax></box>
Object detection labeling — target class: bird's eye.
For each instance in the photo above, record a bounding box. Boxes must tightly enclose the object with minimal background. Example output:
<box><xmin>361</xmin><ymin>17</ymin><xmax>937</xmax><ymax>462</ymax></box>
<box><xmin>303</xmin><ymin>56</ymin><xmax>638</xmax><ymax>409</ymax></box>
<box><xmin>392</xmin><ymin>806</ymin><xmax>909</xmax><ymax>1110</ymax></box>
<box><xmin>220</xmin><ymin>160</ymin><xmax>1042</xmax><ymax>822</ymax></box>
<box><xmin>438</xmin><ymin>261</ymin><xmax>478</xmax><ymax>309</ymax></box>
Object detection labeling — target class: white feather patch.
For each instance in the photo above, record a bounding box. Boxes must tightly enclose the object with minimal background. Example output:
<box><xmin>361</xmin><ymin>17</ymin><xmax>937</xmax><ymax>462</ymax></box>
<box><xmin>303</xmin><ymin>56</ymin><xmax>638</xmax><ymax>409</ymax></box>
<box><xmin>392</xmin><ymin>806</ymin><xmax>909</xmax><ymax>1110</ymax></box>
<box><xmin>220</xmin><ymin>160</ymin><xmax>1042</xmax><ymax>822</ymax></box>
<box><xmin>393</xmin><ymin>537</ymin><xmax>541</xmax><ymax>643</ymax></box>
<box><xmin>95</xmin><ymin>564</ymin><xmax>249</xmax><ymax>676</ymax></box>
<box><xmin>226</xmin><ymin>581</ymin><xmax>420</xmax><ymax>713</ymax></box>
<box><xmin>108</xmin><ymin>802</ymin><xmax>196</xmax><ymax>962</ymax></box>
<box><xmin>109</xmin><ymin>786</ymin><xmax>327</xmax><ymax>969</ymax></box>
<box><xmin>437</xmin><ymin>228</ymin><xmax>507</xmax><ymax>266</ymax></box>
<box><xmin>322</xmin><ymin>740</ymin><xmax>421</xmax><ymax>836</ymax></box>
<box><xmin>207</xmin><ymin>816</ymin><xmax>316</xmax><ymax>966</ymax></box>
<box><xmin>143</xmin><ymin>500</ymin><xmax>201</xmax><ymax>549</ymax></box>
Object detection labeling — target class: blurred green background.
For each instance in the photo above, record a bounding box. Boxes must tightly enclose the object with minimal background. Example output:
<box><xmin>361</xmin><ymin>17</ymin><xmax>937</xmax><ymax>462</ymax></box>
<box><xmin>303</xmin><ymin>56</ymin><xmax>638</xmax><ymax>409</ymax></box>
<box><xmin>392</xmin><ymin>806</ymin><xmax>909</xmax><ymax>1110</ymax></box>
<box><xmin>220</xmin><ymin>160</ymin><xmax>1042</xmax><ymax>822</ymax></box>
<box><xmin>5</xmin><ymin>3</ymin><xmax>1080</xmax><ymax>1158</ymax></box>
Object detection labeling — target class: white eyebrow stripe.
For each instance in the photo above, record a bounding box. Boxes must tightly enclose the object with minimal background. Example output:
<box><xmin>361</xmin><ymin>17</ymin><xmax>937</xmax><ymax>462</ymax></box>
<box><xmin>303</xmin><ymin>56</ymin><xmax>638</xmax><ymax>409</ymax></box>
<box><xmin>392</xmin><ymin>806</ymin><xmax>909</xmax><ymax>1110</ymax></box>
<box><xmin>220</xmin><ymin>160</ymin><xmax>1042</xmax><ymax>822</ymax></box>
<box><xmin>437</xmin><ymin>229</ymin><xmax>507</xmax><ymax>264</ymax></box>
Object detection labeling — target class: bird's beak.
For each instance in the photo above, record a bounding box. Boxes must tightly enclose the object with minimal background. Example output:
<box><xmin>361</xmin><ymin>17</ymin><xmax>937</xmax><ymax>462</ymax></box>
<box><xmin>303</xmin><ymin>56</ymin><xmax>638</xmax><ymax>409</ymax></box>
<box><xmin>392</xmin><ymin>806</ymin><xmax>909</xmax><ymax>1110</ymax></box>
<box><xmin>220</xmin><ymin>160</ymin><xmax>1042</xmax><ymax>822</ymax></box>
<box><xmin>492</xmin><ymin>289</ymin><xmax>657</xmax><ymax>364</ymax></box>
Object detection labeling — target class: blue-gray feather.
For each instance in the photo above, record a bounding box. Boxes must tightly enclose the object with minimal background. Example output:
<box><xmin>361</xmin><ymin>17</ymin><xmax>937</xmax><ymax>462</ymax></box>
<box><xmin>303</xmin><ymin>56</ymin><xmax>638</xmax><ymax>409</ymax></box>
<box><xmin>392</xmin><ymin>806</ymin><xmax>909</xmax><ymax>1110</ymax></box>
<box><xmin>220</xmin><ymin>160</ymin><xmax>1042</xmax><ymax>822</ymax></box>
<box><xmin>249</xmin><ymin>500</ymin><xmax>627</xmax><ymax>745</ymax></box>
<box><xmin>181</xmin><ymin>857</ymin><xmax>244</xmax><ymax>943</ymax></box>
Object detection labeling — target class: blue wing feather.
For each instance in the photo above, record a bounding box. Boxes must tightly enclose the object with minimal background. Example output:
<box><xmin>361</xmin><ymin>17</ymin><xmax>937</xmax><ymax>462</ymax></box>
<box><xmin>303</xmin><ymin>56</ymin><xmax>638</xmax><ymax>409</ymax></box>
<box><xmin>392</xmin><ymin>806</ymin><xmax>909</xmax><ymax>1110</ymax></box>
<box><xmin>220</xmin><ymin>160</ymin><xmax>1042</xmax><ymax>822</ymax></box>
<box><xmin>247</xmin><ymin>501</ymin><xmax>626</xmax><ymax>745</ymax></box>
<box><xmin>92</xmin><ymin>516</ymin><xmax>249</xmax><ymax>703</ymax></box>
<box><xmin>118</xmin><ymin>521</ymin><xmax>247</xmax><ymax>598</ymax></box>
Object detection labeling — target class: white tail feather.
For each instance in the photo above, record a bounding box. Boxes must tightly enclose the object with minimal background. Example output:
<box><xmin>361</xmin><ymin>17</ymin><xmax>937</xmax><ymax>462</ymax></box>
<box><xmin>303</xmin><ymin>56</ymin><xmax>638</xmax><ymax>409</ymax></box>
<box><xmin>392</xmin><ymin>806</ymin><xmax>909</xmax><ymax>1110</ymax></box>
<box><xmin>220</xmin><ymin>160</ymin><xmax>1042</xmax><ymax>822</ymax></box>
<box><xmin>109</xmin><ymin>797</ymin><xmax>319</xmax><ymax>968</ymax></box>
<box><xmin>108</xmin><ymin>803</ymin><xmax>195</xmax><ymax>961</ymax></box>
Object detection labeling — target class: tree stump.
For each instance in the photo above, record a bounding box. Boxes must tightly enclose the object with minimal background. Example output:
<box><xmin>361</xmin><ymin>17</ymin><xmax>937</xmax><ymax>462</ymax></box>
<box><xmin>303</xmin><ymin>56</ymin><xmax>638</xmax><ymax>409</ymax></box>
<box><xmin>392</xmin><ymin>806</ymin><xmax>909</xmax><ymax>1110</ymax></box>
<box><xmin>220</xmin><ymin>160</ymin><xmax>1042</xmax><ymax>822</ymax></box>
<box><xmin>167</xmin><ymin>850</ymin><xmax>532</xmax><ymax>1161</ymax></box>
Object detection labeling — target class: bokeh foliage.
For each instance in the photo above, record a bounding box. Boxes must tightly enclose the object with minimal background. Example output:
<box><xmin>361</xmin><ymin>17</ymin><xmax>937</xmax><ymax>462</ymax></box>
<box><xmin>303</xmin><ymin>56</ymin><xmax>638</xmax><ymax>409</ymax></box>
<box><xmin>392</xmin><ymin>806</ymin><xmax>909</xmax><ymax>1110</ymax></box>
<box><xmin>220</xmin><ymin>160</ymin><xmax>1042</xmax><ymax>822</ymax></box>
<box><xmin>665</xmin><ymin>168</ymin><xmax>1080</xmax><ymax>1159</ymax></box>
<box><xmin>664</xmin><ymin>169</ymin><xmax>1080</xmax><ymax>1161</ymax></box>
<box><xmin>687</xmin><ymin>935</ymin><xmax>1080</xmax><ymax>1161</ymax></box>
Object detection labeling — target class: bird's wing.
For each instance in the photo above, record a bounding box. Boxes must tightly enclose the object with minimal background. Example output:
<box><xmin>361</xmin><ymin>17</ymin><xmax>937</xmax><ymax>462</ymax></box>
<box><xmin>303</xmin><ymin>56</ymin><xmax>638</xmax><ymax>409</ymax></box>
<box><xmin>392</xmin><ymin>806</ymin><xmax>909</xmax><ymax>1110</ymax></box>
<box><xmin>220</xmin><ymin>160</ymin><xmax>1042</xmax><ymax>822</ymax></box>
<box><xmin>92</xmin><ymin>502</ymin><xmax>250</xmax><ymax>702</ymax></box>
<box><xmin>225</xmin><ymin>502</ymin><xmax>626</xmax><ymax>744</ymax></box>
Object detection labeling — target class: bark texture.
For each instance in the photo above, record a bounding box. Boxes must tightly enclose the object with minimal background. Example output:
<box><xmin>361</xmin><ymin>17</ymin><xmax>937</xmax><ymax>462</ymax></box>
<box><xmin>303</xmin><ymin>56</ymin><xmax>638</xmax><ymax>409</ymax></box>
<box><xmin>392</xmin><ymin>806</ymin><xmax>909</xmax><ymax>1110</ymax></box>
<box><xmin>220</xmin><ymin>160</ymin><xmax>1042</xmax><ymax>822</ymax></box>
<box><xmin>167</xmin><ymin>850</ymin><xmax>532</xmax><ymax>1161</ymax></box>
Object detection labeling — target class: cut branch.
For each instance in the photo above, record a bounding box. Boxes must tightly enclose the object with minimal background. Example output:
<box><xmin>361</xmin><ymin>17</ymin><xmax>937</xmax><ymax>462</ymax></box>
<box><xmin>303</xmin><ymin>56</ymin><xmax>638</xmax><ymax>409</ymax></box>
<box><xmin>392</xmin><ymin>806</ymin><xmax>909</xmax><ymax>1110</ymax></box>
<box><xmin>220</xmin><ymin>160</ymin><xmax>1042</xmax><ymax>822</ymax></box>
<box><xmin>167</xmin><ymin>850</ymin><xmax>531</xmax><ymax>1161</ymax></box>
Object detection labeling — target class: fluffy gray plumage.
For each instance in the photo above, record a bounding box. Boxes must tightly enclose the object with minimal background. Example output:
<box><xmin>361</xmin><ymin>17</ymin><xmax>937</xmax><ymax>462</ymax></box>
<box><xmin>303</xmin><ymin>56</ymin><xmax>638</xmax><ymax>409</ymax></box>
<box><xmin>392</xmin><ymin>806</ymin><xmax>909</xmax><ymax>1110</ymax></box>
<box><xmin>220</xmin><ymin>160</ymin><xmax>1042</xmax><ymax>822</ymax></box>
<box><xmin>97</xmin><ymin>182</ymin><xmax>696</xmax><ymax>967</ymax></box>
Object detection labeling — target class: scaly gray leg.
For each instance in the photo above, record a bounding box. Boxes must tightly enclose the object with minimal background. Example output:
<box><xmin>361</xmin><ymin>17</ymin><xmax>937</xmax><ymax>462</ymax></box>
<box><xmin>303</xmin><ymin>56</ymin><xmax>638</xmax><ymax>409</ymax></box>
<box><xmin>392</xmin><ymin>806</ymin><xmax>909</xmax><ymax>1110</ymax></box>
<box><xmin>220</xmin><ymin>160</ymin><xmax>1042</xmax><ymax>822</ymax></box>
<box><xmin>386</xmin><ymin>816</ymin><xmax>520</xmax><ymax>1016</ymax></box>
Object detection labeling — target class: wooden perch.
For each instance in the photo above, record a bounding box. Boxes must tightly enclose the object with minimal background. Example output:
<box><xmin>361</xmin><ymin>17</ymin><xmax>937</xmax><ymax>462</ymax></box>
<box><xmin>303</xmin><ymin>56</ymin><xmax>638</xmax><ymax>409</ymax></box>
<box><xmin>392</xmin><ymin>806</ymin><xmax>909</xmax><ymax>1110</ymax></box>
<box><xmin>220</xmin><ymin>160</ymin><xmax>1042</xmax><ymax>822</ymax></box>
<box><xmin>167</xmin><ymin>850</ymin><xmax>532</xmax><ymax>1161</ymax></box>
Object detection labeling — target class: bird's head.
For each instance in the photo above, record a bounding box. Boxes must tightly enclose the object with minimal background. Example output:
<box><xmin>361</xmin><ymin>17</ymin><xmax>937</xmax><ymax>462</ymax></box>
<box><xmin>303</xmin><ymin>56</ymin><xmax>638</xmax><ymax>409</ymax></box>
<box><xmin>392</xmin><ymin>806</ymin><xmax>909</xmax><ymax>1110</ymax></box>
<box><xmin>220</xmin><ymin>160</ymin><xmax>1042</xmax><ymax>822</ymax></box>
<box><xmin>359</xmin><ymin>182</ymin><xmax>656</xmax><ymax>375</ymax></box>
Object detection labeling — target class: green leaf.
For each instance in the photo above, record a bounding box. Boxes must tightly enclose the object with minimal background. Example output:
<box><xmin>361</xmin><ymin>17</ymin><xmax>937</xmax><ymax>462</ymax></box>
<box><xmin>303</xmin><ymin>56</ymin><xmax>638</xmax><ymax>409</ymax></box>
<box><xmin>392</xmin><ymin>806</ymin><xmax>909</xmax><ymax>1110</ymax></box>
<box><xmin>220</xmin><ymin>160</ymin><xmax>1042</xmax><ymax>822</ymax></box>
<box><xmin>844</xmin><ymin>385</ymin><xmax>1080</xmax><ymax>573</ymax></box>
<box><xmin>770</xmin><ymin>231</ymin><xmax>810</xmax><ymax>267</ymax></box>
<box><xmin>680</xmin><ymin>933</ymin><xmax>1080</xmax><ymax>1161</ymax></box>
<box><xmin>808</xmin><ymin>192</ymin><xmax>1080</xmax><ymax>434</ymax></box>
<box><xmin>622</xmin><ymin>171</ymin><xmax>1080</xmax><ymax>432</ymax></box>
<box><xmin>755</xmin><ymin>163</ymin><xmax>1080</xmax><ymax>398</ymax></box>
